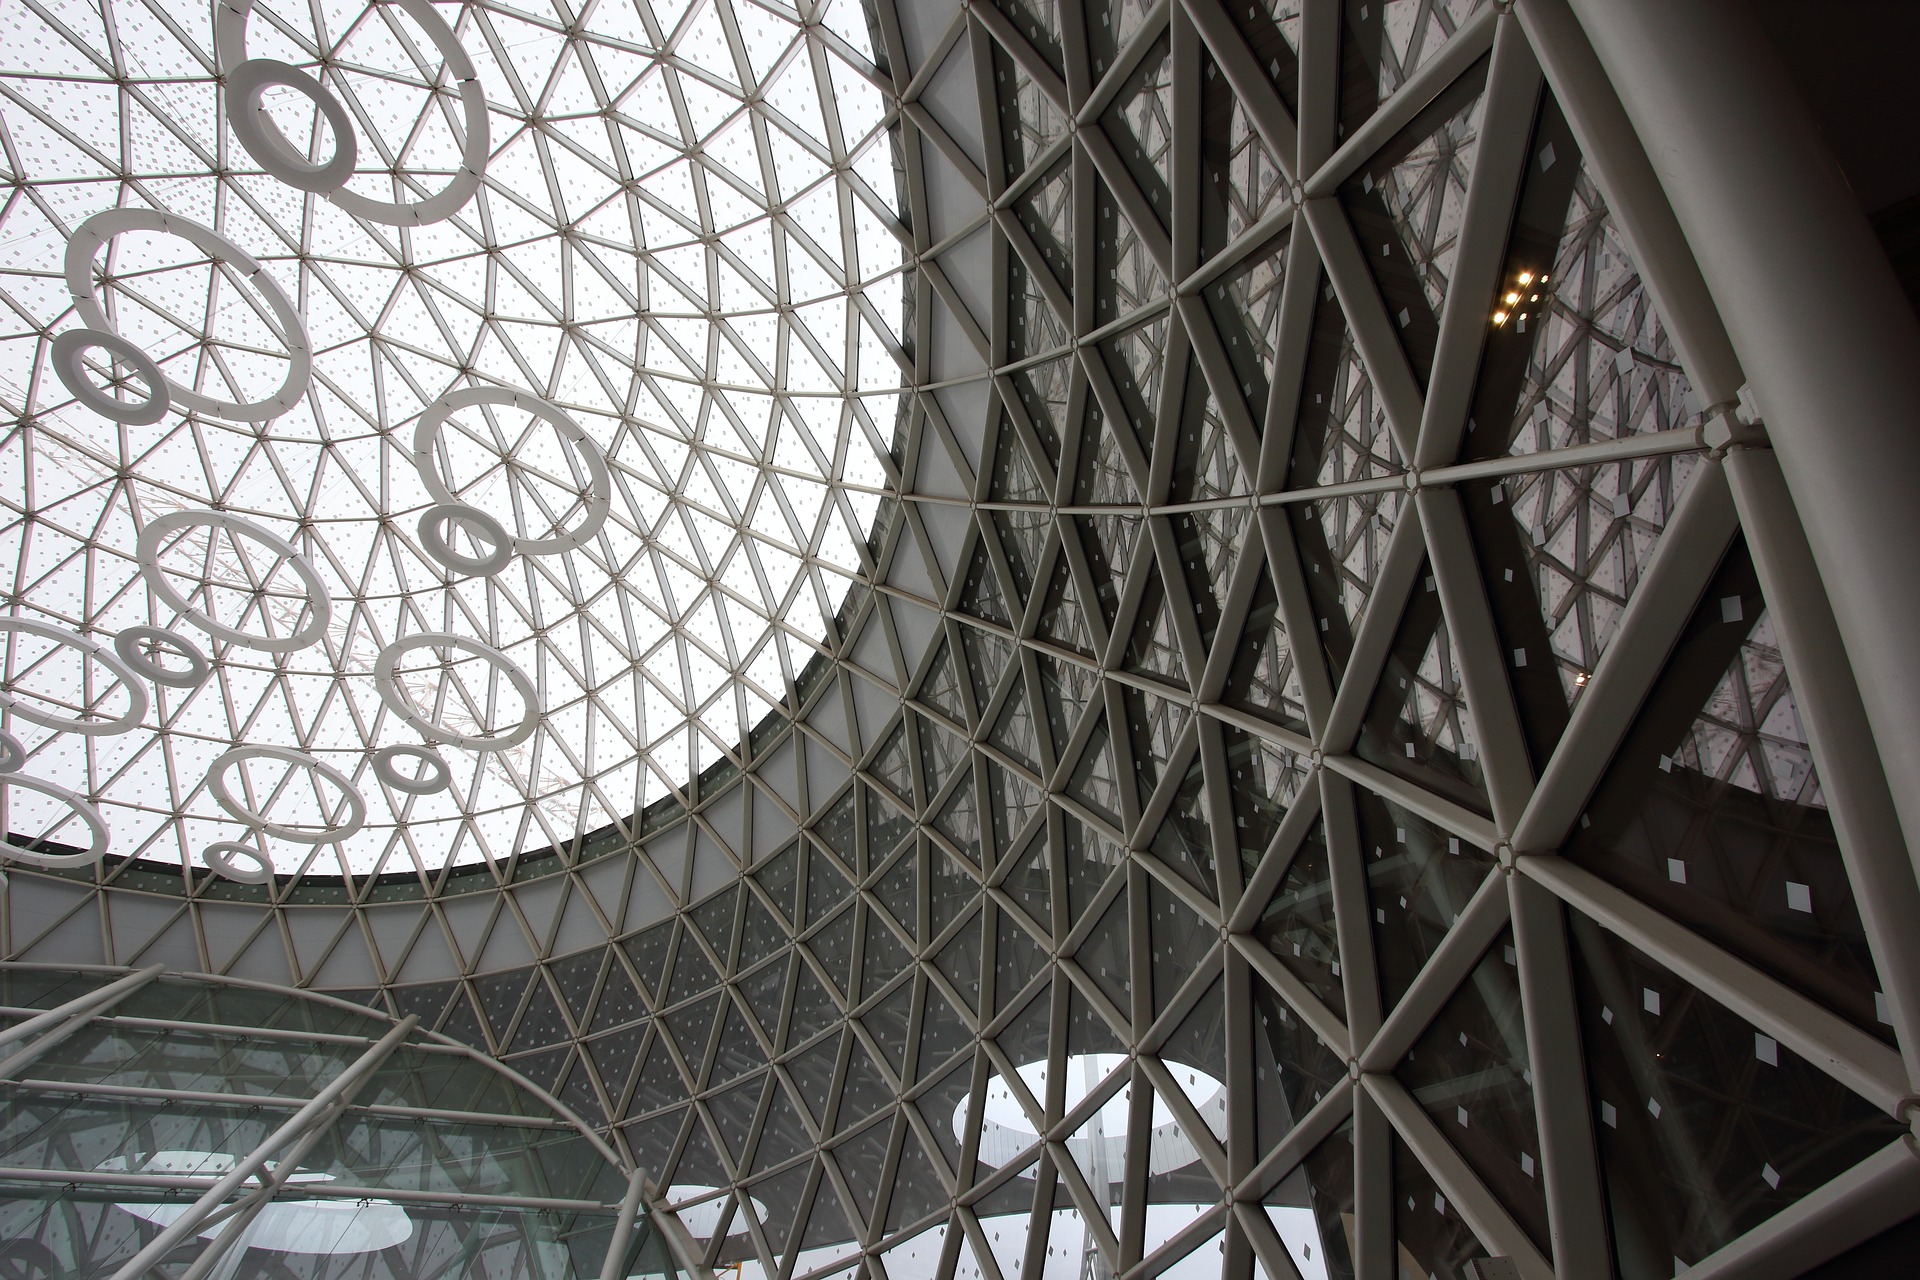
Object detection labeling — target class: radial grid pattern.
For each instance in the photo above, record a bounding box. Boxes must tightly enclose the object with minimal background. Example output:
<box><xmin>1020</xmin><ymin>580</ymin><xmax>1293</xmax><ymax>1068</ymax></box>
<box><xmin>0</xmin><ymin>0</ymin><xmax>906</xmax><ymax>880</ymax></box>
<box><xmin>3</xmin><ymin>4</ymin><xmax>1918</xmax><ymax>1280</ymax></box>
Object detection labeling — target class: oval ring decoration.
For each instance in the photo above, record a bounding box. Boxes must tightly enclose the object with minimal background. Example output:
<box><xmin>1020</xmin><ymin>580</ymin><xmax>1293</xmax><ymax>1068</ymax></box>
<box><xmin>0</xmin><ymin>730</ymin><xmax>26</xmax><ymax>774</ymax></box>
<box><xmin>417</xmin><ymin>502</ymin><xmax>513</xmax><ymax>577</ymax></box>
<box><xmin>224</xmin><ymin>58</ymin><xmax>358</xmax><ymax>194</ymax></box>
<box><xmin>0</xmin><ymin>774</ymin><xmax>111</xmax><ymax>868</ymax></box>
<box><xmin>206</xmin><ymin>745</ymin><xmax>366</xmax><ymax>844</ymax></box>
<box><xmin>50</xmin><ymin>329</ymin><xmax>169</xmax><ymax>426</ymax></box>
<box><xmin>411</xmin><ymin>387</ymin><xmax>611</xmax><ymax>556</ymax></box>
<box><xmin>201</xmin><ymin>839</ymin><xmax>275</xmax><ymax>884</ymax></box>
<box><xmin>64</xmin><ymin>207</ymin><xmax>312</xmax><ymax>422</ymax></box>
<box><xmin>137</xmin><ymin>510</ymin><xmax>332</xmax><ymax>653</ymax></box>
<box><xmin>114</xmin><ymin>625</ymin><xmax>212</xmax><ymax>691</ymax></box>
<box><xmin>373</xmin><ymin>633</ymin><xmax>537</xmax><ymax>752</ymax></box>
<box><xmin>372</xmin><ymin>743</ymin><xmax>451</xmax><ymax>795</ymax></box>
<box><xmin>213</xmin><ymin>0</ymin><xmax>489</xmax><ymax>227</ymax></box>
<box><xmin>0</xmin><ymin>616</ymin><xmax>149</xmax><ymax>736</ymax></box>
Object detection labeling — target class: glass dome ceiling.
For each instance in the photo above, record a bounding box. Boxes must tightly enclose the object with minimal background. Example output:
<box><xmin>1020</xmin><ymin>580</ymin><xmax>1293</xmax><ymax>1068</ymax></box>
<box><xmin>0</xmin><ymin>0</ymin><xmax>906</xmax><ymax>876</ymax></box>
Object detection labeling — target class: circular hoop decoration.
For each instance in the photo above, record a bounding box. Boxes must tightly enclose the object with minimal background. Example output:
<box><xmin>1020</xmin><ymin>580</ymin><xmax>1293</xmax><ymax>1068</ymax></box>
<box><xmin>0</xmin><ymin>730</ymin><xmax>25</xmax><ymax>774</ymax></box>
<box><xmin>137</xmin><ymin>510</ymin><xmax>332</xmax><ymax>653</ymax></box>
<box><xmin>418</xmin><ymin>503</ymin><xmax>512</xmax><ymax>577</ymax></box>
<box><xmin>215</xmin><ymin>0</ymin><xmax>488</xmax><ymax>226</ymax></box>
<box><xmin>411</xmin><ymin>387</ymin><xmax>611</xmax><ymax>555</ymax></box>
<box><xmin>206</xmin><ymin>745</ymin><xmax>366</xmax><ymax>845</ymax></box>
<box><xmin>0</xmin><ymin>774</ymin><xmax>111</xmax><ymax>868</ymax></box>
<box><xmin>225</xmin><ymin>58</ymin><xmax>357</xmax><ymax>194</ymax></box>
<box><xmin>373</xmin><ymin>633</ymin><xmax>537</xmax><ymax>752</ymax></box>
<box><xmin>201</xmin><ymin>839</ymin><xmax>274</xmax><ymax>884</ymax></box>
<box><xmin>50</xmin><ymin>329</ymin><xmax>169</xmax><ymax>426</ymax></box>
<box><xmin>372</xmin><ymin>743</ymin><xmax>451</xmax><ymax>795</ymax></box>
<box><xmin>64</xmin><ymin>207</ymin><xmax>312</xmax><ymax>422</ymax></box>
<box><xmin>114</xmin><ymin>625</ymin><xmax>212</xmax><ymax>691</ymax></box>
<box><xmin>0</xmin><ymin>616</ymin><xmax>149</xmax><ymax>737</ymax></box>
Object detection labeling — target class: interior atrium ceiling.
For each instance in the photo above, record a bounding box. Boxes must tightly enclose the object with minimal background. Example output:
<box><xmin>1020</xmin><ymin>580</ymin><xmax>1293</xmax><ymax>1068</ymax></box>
<box><xmin>3</xmin><ymin>1</ymin><xmax>1920</xmax><ymax>1279</ymax></box>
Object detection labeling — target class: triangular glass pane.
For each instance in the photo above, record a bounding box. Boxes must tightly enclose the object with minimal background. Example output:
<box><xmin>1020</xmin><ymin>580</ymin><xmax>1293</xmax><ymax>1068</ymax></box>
<box><xmin>750</xmin><ymin>1076</ymin><xmax>814</xmax><ymax>1175</ymax></box>
<box><xmin>755</xmin><ymin>842</ymin><xmax>802</xmax><ymax>924</ymax></box>
<box><xmin>936</xmin><ymin>906</ymin><xmax>986</xmax><ymax>1013</ymax></box>
<box><xmin>584</xmin><ymin>1018</ymin><xmax>647</xmax><ymax>1106</ymax></box>
<box><xmin>1270</xmin><ymin>1117</ymin><xmax>1354</xmax><ymax>1280</ymax></box>
<box><xmin>1251</xmin><ymin>977</ymin><xmax>1345</xmax><ymax>1150</ymax></box>
<box><xmin>1010</xmin><ymin>355</ymin><xmax>1074</xmax><ymax>474</ymax></box>
<box><xmin>962</xmin><ymin>624</ymin><xmax>1017</xmax><ymax>719</ymax></box>
<box><xmin>1060</xmin><ymin>812</ymin><xmax>1127</xmax><ymax>923</ymax></box>
<box><xmin>1567</xmin><ymin>909</ymin><xmax>1904</xmax><ymax>1274</ymax></box>
<box><xmin>1148</xmin><ymin>873</ymin><xmax>1213</xmax><ymax>1020</ymax></box>
<box><xmin>960</xmin><ymin>538</ymin><xmax>1015</xmax><ymax>628</ymax></box>
<box><xmin>709</xmin><ymin>1073</ymin><xmax>769</xmax><ymax>1165</ymax></box>
<box><xmin>1006</xmin><ymin>825</ymin><xmax>1052</xmax><ymax>936</ymax></box>
<box><xmin>999</xmin><ymin>977</ymin><xmax>1056</xmax><ymax>1074</ymax></box>
<box><xmin>870</xmin><ymin>721</ymin><xmax>914</xmax><ymax>808</ymax></box>
<box><xmin>991</xmin><ymin>407</ymin><xmax>1052</xmax><ymax>503</ymax></box>
<box><xmin>882</xmin><ymin>1219</ymin><xmax>950</xmax><ymax>1275</ymax></box>
<box><xmin>663</xmin><ymin>991</ymin><xmax>723</xmax><ymax>1080</ymax></box>
<box><xmin>1392</xmin><ymin>1129</ymin><xmax>1490</xmax><ymax>1280</ymax></box>
<box><xmin>1065</xmin><ymin>712</ymin><xmax>1126</xmax><ymax>828</ymax></box>
<box><xmin>992</xmin><ymin>0</ymin><xmax>1067</xmax><ymax>80</ymax></box>
<box><xmin>834</xmin><ymin>1116</ymin><xmax>896</xmax><ymax>1230</ymax></box>
<box><xmin>866</xmin><ymin>782</ymin><xmax>914</xmax><ymax>868</ymax></box>
<box><xmin>1207</xmin><ymin>232</ymin><xmax>1293</xmax><ymax>431</ymax></box>
<box><xmin>992</xmin><ymin>509</ymin><xmax>1050</xmax><ymax>607</ymax></box>
<box><xmin>1098</xmin><ymin>310</ymin><xmax>1170</xmax><ymax>450</ymax></box>
<box><xmin>1565</xmin><ymin>537</ymin><xmax>1887</xmax><ymax>1039</ymax></box>
<box><xmin>1222</xmin><ymin>725</ymin><xmax>1311</xmax><ymax>877</ymax></box>
<box><xmin>712</xmin><ymin>999</ymin><xmax>769</xmax><ymax>1087</ymax></box>
<box><xmin>1071</xmin><ymin>392</ymin><xmax>1140</xmax><ymax>507</ymax></box>
<box><xmin>875</xmin><ymin>845</ymin><xmax>920</xmax><ymax>941</ymax></box>
<box><xmin>934</xmin><ymin>766</ymin><xmax>984</xmax><ymax>866</ymax></box>
<box><xmin>1101</xmin><ymin>33</ymin><xmax>1174</xmax><ymax>230</ymax></box>
<box><xmin>1034</xmin><ymin>543</ymin><xmax>1098</xmax><ymax>658</ymax></box>
<box><xmin>988</xmin><ymin>760</ymin><xmax>1045</xmax><ymax>859</ymax></box>
<box><xmin>886</xmin><ymin>1127</ymin><xmax>952</xmax><ymax>1233</ymax></box>
<box><xmin>1148</xmin><ymin>750</ymin><xmax>1218</xmax><ymax>903</ymax></box>
<box><xmin>918</xmin><ymin>713</ymin><xmax>971</xmax><ymax>807</ymax></box>
<box><xmin>1223</xmin><ymin>565</ymin><xmax>1312</xmax><ymax>734</ymax></box>
<box><xmin>692</xmin><ymin>884</ymin><xmax>740</xmax><ymax>972</ymax></box>
<box><xmin>1399</xmin><ymin>928</ymin><xmax>1548</xmax><ymax>1253</ymax></box>
<box><xmin>916</xmin><ymin>1049</ymin><xmax>977</xmax><ymax>1171</ymax></box>
<box><xmin>809</xmin><ymin>903</ymin><xmax>860</xmax><ymax>999</ymax></box>
<box><xmin>809</xmin><ymin>844</ymin><xmax>858</xmax><ymax>927</ymax></box>
<box><xmin>1170</xmin><ymin>506</ymin><xmax>1249</xmax><ymax>651</ymax></box>
<box><xmin>1009</xmin><ymin>246</ymin><xmax>1072</xmax><ymax>362</ymax></box>
<box><xmin>1122</xmin><ymin>684</ymin><xmax>1192</xmax><ymax>812</ymax></box>
<box><xmin>1075</xmin><ymin>885</ymin><xmax>1134</xmax><ymax>1015</ymax></box>
<box><xmin>746</xmin><ymin>1159</ymin><xmax>815</xmax><ymax>1256</ymax></box>
<box><xmin>994</xmin><ymin>41</ymin><xmax>1068</xmax><ymax>185</ymax></box>
<box><xmin>790</xmin><ymin>957</ymin><xmax>843</xmax><ymax>1047</ymax></box>
<box><xmin>1338</xmin><ymin>57</ymin><xmax>1488</xmax><ymax>385</ymax></box>
<box><xmin>1124</xmin><ymin>569</ymin><xmax>1190</xmax><ymax>690</ymax></box>
<box><xmin>1358</xmin><ymin>791</ymin><xmax>1496</xmax><ymax>1011</ymax></box>
<box><xmin>740</xmin><ymin>954</ymin><xmax>791</xmax><ymax>1046</ymax></box>
<box><xmin>919</xmin><ymin>981</ymin><xmax>975</xmax><ymax>1080</ymax></box>
<box><xmin>989</xmin><ymin>671</ymin><xmax>1042</xmax><ymax>773</ymax></box>
<box><xmin>1354</xmin><ymin>561</ymin><xmax>1491</xmax><ymax>815</ymax></box>
<box><xmin>1013</xmin><ymin>157</ymin><xmax>1074</xmax><ymax>293</ymax></box>
<box><xmin>1067</xmin><ymin>978</ymin><xmax>1128</xmax><ymax>1057</ymax></box>
<box><xmin>549</xmin><ymin>949</ymin><xmax>605</xmax><ymax>1023</ymax></box>
<box><xmin>1252</xmin><ymin>817</ymin><xmax>1346</xmax><ymax>1018</ymax></box>
<box><xmin>740</xmin><ymin>892</ymin><xmax>787</xmax><ymax>972</ymax></box>
<box><xmin>1172</xmin><ymin>353</ymin><xmax>1253</xmax><ymax>505</ymax></box>
<box><xmin>930</xmin><ymin>838</ymin><xmax>982</xmax><ymax>937</ymax></box>
<box><xmin>1061</xmin><ymin>1063</ymin><xmax>1131</xmax><ymax>1202</ymax></box>
<box><xmin>673</xmin><ymin>1114</ymin><xmax>729</xmax><ymax>1186</ymax></box>
<box><xmin>631</xmin><ymin>1030</ymin><xmax>689</xmax><ymax>1116</ymax></box>
<box><xmin>838</xmin><ymin>1035</ymin><xmax>895</xmax><ymax>1133</ymax></box>
<box><xmin>1086</xmin><ymin>0</ymin><xmax>1159</xmax><ymax>83</ymax></box>
<box><xmin>863</xmin><ymin>908</ymin><xmax>913</xmax><ymax>1000</ymax></box>
<box><xmin>1228</xmin><ymin>0</ymin><xmax>1304</xmax><ymax>115</ymax></box>
<box><xmin>818</xmin><ymin>790</ymin><xmax>860</xmax><ymax>870</ymax></box>
<box><xmin>1075</xmin><ymin>513</ymin><xmax>1139</xmax><ymax>635</ymax></box>
<box><xmin>996</xmin><ymin>906</ymin><xmax>1050</xmax><ymax>1008</ymax></box>
<box><xmin>474</xmin><ymin>971</ymin><xmax>531</xmax><ymax>1048</ymax></box>
<box><xmin>1338</xmin><ymin>0</ymin><xmax>1492</xmax><ymax>137</ymax></box>
<box><xmin>1036</xmin><ymin>651</ymin><xmax>1100</xmax><ymax>753</ymax></box>
<box><xmin>788</xmin><ymin>1034</ymin><xmax>844</xmax><ymax>1129</ymax></box>
<box><xmin>1161</xmin><ymin>974</ymin><xmax>1230</xmax><ymax>1115</ymax></box>
<box><xmin>1200</xmin><ymin>49</ymin><xmax>1288</xmax><ymax>262</ymax></box>
<box><xmin>919</xmin><ymin>636</ymin><xmax>970</xmax><ymax>725</ymax></box>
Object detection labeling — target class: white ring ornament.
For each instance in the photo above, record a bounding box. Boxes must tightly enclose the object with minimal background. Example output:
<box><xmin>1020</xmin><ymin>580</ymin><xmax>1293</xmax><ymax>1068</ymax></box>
<box><xmin>224</xmin><ymin>58</ymin><xmax>357</xmax><ymax>194</ymax></box>
<box><xmin>201</xmin><ymin>839</ymin><xmax>274</xmax><ymax>884</ymax></box>
<box><xmin>65</xmin><ymin>207</ymin><xmax>312</xmax><ymax>422</ymax></box>
<box><xmin>50</xmin><ymin>329</ymin><xmax>169</xmax><ymax>426</ymax></box>
<box><xmin>214</xmin><ymin>0</ymin><xmax>489</xmax><ymax>226</ymax></box>
<box><xmin>418</xmin><ymin>502</ymin><xmax>513</xmax><ymax>576</ymax></box>
<box><xmin>114</xmin><ymin>625</ymin><xmax>212</xmax><ymax>691</ymax></box>
<box><xmin>0</xmin><ymin>616</ymin><xmax>148</xmax><ymax>736</ymax></box>
<box><xmin>372</xmin><ymin>743</ymin><xmax>451</xmax><ymax>795</ymax></box>
<box><xmin>411</xmin><ymin>387</ymin><xmax>611</xmax><ymax>555</ymax></box>
<box><xmin>373</xmin><ymin>633</ymin><xmax>537</xmax><ymax>751</ymax></box>
<box><xmin>206</xmin><ymin>745</ymin><xmax>366</xmax><ymax>844</ymax></box>
<box><xmin>0</xmin><ymin>730</ymin><xmax>23</xmax><ymax>774</ymax></box>
<box><xmin>137</xmin><ymin>510</ymin><xmax>332</xmax><ymax>653</ymax></box>
<box><xmin>0</xmin><ymin>774</ymin><xmax>110</xmax><ymax>868</ymax></box>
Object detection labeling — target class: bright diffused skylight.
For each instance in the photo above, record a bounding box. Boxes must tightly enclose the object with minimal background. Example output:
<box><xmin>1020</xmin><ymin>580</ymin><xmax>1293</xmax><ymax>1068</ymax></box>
<box><xmin>0</xmin><ymin>0</ymin><xmax>906</xmax><ymax>877</ymax></box>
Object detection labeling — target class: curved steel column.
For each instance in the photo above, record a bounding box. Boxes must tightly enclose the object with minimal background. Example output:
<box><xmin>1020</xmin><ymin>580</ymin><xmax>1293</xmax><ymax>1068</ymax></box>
<box><xmin>1562</xmin><ymin>0</ymin><xmax>1920</xmax><ymax>874</ymax></box>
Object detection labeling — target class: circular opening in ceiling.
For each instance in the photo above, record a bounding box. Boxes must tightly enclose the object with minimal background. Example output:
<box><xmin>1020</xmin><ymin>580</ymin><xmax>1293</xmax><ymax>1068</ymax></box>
<box><xmin>965</xmin><ymin>1055</ymin><xmax>1228</xmax><ymax>1179</ymax></box>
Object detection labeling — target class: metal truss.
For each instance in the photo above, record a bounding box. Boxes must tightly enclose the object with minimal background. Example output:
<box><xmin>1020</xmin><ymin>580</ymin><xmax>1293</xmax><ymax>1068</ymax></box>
<box><xmin>4</xmin><ymin>1</ymin><xmax>1920</xmax><ymax>1280</ymax></box>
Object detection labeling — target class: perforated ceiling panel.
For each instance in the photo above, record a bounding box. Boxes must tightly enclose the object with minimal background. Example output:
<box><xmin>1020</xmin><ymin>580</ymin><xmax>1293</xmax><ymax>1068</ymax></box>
<box><xmin>2</xmin><ymin>3</ymin><xmax>1916</xmax><ymax>1280</ymax></box>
